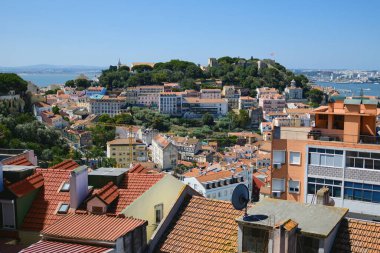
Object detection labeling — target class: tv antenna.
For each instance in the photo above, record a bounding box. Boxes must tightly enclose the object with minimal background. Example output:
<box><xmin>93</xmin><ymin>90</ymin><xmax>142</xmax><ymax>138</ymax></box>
<box><xmin>231</xmin><ymin>184</ymin><xmax>249</xmax><ymax>217</ymax></box>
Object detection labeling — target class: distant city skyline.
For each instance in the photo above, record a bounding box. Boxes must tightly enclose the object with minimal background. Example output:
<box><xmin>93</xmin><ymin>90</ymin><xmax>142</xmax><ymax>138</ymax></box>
<box><xmin>1</xmin><ymin>0</ymin><xmax>379</xmax><ymax>69</ymax></box>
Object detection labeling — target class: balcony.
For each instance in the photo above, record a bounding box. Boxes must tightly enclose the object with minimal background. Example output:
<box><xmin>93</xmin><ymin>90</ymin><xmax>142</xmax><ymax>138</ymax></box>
<box><xmin>308</xmin><ymin>130</ymin><xmax>380</xmax><ymax>145</ymax></box>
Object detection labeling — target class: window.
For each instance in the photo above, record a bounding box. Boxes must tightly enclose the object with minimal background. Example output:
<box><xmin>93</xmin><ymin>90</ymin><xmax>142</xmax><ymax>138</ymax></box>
<box><xmin>344</xmin><ymin>181</ymin><xmax>380</xmax><ymax>203</ymax></box>
<box><xmin>307</xmin><ymin>177</ymin><xmax>342</xmax><ymax>197</ymax></box>
<box><xmin>346</xmin><ymin>151</ymin><xmax>380</xmax><ymax>170</ymax></box>
<box><xmin>289</xmin><ymin>152</ymin><xmax>301</xmax><ymax>165</ymax></box>
<box><xmin>1</xmin><ymin>200</ymin><xmax>15</xmax><ymax>229</ymax></box>
<box><xmin>289</xmin><ymin>180</ymin><xmax>300</xmax><ymax>194</ymax></box>
<box><xmin>154</xmin><ymin>204</ymin><xmax>164</xmax><ymax>224</ymax></box>
<box><xmin>273</xmin><ymin>150</ymin><xmax>286</xmax><ymax>164</ymax></box>
<box><xmin>57</xmin><ymin>203</ymin><xmax>70</xmax><ymax>214</ymax></box>
<box><xmin>272</xmin><ymin>178</ymin><xmax>285</xmax><ymax>192</ymax></box>
<box><xmin>60</xmin><ymin>182</ymin><xmax>70</xmax><ymax>192</ymax></box>
<box><xmin>308</xmin><ymin>148</ymin><xmax>343</xmax><ymax>167</ymax></box>
<box><xmin>92</xmin><ymin>206</ymin><xmax>103</xmax><ymax>214</ymax></box>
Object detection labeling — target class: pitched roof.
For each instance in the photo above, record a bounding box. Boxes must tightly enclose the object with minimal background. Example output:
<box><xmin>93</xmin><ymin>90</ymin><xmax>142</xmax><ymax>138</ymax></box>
<box><xmin>129</xmin><ymin>163</ymin><xmax>149</xmax><ymax>174</ymax></box>
<box><xmin>153</xmin><ymin>135</ymin><xmax>170</xmax><ymax>149</ymax></box>
<box><xmin>41</xmin><ymin>214</ymin><xmax>147</xmax><ymax>242</ymax></box>
<box><xmin>21</xmin><ymin>168</ymin><xmax>73</xmax><ymax>231</ymax></box>
<box><xmin>333</xmin><ymin>218</ymin><xmax>380</xmax><ymax>253</ymax></box>
<box><xmin>196</xmin><ymin>170</ymin><xmax>233</xmax><ymax>183</ymax></box>
<box><xmin>92</xmin><ymin>182</ymin><xmax>119</xmax><ymax>205</ymax></box>
<box><xmin>8</xmin><ymin>172</ymin><xmax>44</xmax><ymax>197</ymax></box>
<box><xmin>2</xmin><ymin>156</ymin><xmax>34</xmax><ymax>166</ymax></box>
<box><xmin>156</xmin><ymin>196</ymin><xmax>244</xmax><ymax>253</ymax></box>
<box><xmin>20</xmin><ymin>240</ymin><xmax>110</xmax><ymax>253</ymax></box>
<box><xmin>111</xmin><ymin>173</ymin><xmax>164</xmax><ymax>214</ymax></box>
<box><xmin>48</xmin><ymin>160</ymin><xmax>79</xmax><ymax>171</ymax></box>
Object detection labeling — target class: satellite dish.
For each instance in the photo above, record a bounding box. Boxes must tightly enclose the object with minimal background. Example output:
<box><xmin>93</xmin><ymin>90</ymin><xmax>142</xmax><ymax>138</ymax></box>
<box><xmin>231</xmin><ymin>184</ymin><xmax>249</xmax><ymax>216</ymax></box>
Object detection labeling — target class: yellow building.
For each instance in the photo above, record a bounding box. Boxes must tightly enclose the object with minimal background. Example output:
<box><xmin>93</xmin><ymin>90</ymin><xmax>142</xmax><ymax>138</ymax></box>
<box><xmin>106</xmin><ymin>138</ymin><xmax>148</xmax><ymax>167</ymax></box>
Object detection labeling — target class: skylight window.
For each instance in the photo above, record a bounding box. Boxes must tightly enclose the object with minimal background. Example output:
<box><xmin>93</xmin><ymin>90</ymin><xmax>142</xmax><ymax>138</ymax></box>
<box><xmin>57</xmin><ymin>203</ymin><xmax>70</xmax><ymax>214</ymax></box>
<box><xmin>60</xmin><ymin>182</ymin><xmax>70</xmax><ymax>192</ymax></box>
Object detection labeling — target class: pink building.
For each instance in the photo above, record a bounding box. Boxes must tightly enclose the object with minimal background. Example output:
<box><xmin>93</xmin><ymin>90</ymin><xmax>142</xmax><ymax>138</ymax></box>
<box><xmin>258</xmin><ymin>94</ymin><xmax>286</xmax><ymax>113</ymax></box>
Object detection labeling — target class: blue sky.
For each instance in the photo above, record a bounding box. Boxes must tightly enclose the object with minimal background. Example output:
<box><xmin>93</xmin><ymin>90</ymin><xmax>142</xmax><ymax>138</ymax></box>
<box><xmin>1</xmin><ymin>0</ymin><xmax>379</xmax><ymax>69</ymax></box>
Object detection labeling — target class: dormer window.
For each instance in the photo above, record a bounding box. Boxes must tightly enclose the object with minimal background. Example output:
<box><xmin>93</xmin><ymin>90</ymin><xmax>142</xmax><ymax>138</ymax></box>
<box><xmin>57</xmin><ymin>203</ymin><xmax>69</xmax><ymax>214</ymax></box>
<box><xmin>60</xmin><ymin>182</ymin><xmax>70</xmax><ymax>192</ymax></box>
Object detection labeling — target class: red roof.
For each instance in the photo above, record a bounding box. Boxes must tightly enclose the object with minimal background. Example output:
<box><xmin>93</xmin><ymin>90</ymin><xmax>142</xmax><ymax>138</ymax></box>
<box><xmin>8</xmin><ymin>172</ymin><xmax>44</xmax><ymax>197</ymax></box>
<box><xmin>129</xmin><ymin>163</ymin><xmax>149</xmax><ymax>174</ymax></box>
<box><xmin>42</xmin><ymin>214</ymin><xmax>147</xmax><ymax>242</ymax></box>
<box><xmin>157</xmin><ymin>196</ymin><xmax>244</xmax><ymax>253</ymax></box>
<box><xmin>2</xmin><ymin>156</ymin><xmax>34</xmax><ymax>166</ymax></box>
<box><xmin>93</xmin><ymin>182</ymin><xmax>119</xmax><ymax>205</ymax></box>
<box><xmin>48</xmin><ymin>160</ymin><xmax>79</xmax><ymax>171</ymax></box>
<box><xmin>20</xmin><ymin>240</ymin><xmax>110</xmax><ymax>253</ymax></box>
<box><xmin>21</xmin><ymin>169</ymin><xmax>73</xmax><ymax>231</ymax></box>
<box><xmin>110</xmin><ymin>173</ymin><xmax>164</xmax><ymax>214</ymax></box>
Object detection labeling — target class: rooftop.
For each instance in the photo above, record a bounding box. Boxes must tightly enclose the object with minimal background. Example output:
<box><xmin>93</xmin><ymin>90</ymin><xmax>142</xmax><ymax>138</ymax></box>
<box><xmin>41</xmin><ymin>214</ymin><xmax>146</xmax><ymax>242</ymax></box>
<box><xmin>92</xmin><ymin>182</ymin><xmax>119</xmax><ymax>205</ymax></box>
<box><xmin>2</xmin><ymin>156</ymin><xmax>34</xmax><ymax>166</ymax></box>
<box><xmin>242</xmin><ymin>198</ymin><xmax>348</xmax><ymax>238</ymax></box>
<box><xmin>7</xmin><ymin>172</ymin><xmax>44</xmax><ymax>198</ymax></box>
<box><xmin>20</xmin><ymin>240</ymin><xmax>111</xmax><ymax>253</ymax></box>
<box><xmin>156</xmin><ymin>196</ymin><xmax>244</xmax><ymax>253</ymax></box>
<box><xmin>184</xmin><ymin>97</ymin><xmax>227</xmax><ymax>104</ymax></box>
<box><xmin>89</xmin><ymin>167</ymin><xmax>129</xmax><ymax>177</ymax></box>
<box><xmin>107</xmin><ymin>138</ymin><xmax>144</xmax><ymax>145</ymax></box>
<box><xmin>196</xmin><ymin>170</ymin><xmax>233</xmax><ymax>183</ymax></box>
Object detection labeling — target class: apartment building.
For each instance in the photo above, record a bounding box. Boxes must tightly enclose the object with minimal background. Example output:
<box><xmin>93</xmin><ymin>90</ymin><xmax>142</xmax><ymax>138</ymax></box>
<box><xmin>258</xmin><ymin>94</ymin><xmax>286</xmax><ymax>113</ymax></box>
<box><xmin>222</xmin><ymin>85</ymin><xmax>240</xmax><ymax>109</ymax></box>
<box><xmin>256</xmin><ymin>87</ymin><xmax>279</xmax><ymax>99</ymax></box>
<box><xmin>158</xmin><ymin>92</ymin><xmax>184</xmax><ymax>116</ymax></box>
<box><xmin>284</xmin><ymin>79</ymin><xmax>304</xmax><ymax>101</ymax></box>
<box><xmin>171</xmin><ymin>136</ymin><xmax>202</xmax><ymax>161</ymax></box>
<box><xmin>88</xmin><ymin>95</ymin><xmax>126</xmax><ymax>116</ymax></box>
<box><xmin>238</xmin><ymin>96</ymin><xmax>256</xmax><ymax>110</ymax></box>
<box><xmin>126</xmin><ymin>85</ymin><xmax>164</xmax><ymax>107</ymax></box>
<box><xmin>152</xmin><ymin>134</ymin><xmax>178</xmax><ymax>171</ymax></box>
<box><xmin>85</xmin><ymin>86</ymin><xmax>106</xmax><ymax>97</ymax></box>
<box><xmin>182</xmin><ymin>97</ymin><xmax>228</xmax><ymax>117</ymax></box>
<box><xmin>200</xmin><ymin>89</ymin><xmax>222</xmax><ymax>99</ymax></box>
<box><xmin>106</xmin><ymin>138</ymin><xmax>148</xmax><ymax>167</ymax></box>
<box><xmin>271</xmin><ymin>95</ymin><xmax>380</xmax><ymax>219</ymax></box>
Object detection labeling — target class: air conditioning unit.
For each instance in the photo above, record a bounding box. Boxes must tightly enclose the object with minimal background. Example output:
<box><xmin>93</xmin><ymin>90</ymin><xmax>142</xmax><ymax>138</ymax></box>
<box><xmin>273</xmin><ymin>163</ymin><xmax>282</xmax><ymax>169</ymax></box>
<box><xmin>272</xmin><ymin>191</ymin><xmax>281</xmax><ymax>198</ymax></box>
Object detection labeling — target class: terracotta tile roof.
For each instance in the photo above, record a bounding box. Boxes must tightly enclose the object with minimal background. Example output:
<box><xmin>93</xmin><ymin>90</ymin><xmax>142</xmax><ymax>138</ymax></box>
<box><xmin>111</xmin><ymin>173</ymin><xmax>164</xmax><ymax>214</ymax></box>
<box><xmin>333</xmin><ymin>218</ymin><xmax>380</xmax><ymax>253</ymax></box>
<box><xmin>21</xmin><ymin>169</ymin><xmax>73</xmax><ymax>231</ymax></box>
<box><xmin>196</xmin><ymin>170</ymin><xmax>233</xmax><ymax>183</ymax></box>
<box><xmin>20</xmin><ymin>240</ymin><xmax>110</xmax><ymax>253</ymax></box>
<box><xmin>157</xmin><ymin>196</ymin><xmax>244</xmax><ymax>253</ymax></box>
<box><xmin>183</xmin><ymin>168</ymin><xmax>201</xmax><ymax>178</ymax></box>
<box><xmin>129</xmin><ymin>163</ymin><xmax>149</xmax><ymax>174</ymax></box>
<box><xmin>93</xmin><ymin>182</ymin><xmax>119</xmax><ymax>205</ymax></box>
<box><xmin>48</xmin><ymin>159</ymin><xmax>79</xmax><ymax>171</ymax></box>
<box><xmin>8</xmin><ymin>172</ymin><xmax>44</xmax><ymax>197</ymax></box>
<box><xmin>153</xmin><ymin>135</ymin><xmax>170</xmax><ymax>149</ymax></box>
<box><xmin>42</xmin><ymin>214</ymin><xmax>147</xmax><ymax>242</ymax></box>
<box><xmin>2</xmin><ymin>156</ymin><xmax>34</xmax><ymax>166</ymax></box>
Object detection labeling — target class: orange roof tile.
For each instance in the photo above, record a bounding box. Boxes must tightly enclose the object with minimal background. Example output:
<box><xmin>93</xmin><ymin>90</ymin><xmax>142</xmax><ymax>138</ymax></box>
<box><xmin>196</xmin><ymin>170</ymin><xmax>233</xmax><ymax>183</ymax></box>
<box><xmin>333</xmin><ymin>218</ymin><xmax>380</xmax><ymax>253</ymax></box>
<box><xmin>48</xmin><ymin>160</ymin><xmax>79</xmax><ymax>171</ymax></box>
<box><xmin>2</xmin><ymin>156</ymin><xmax>34</xmax><ymax>166</ymax></box>
<box><xmin>8</xmin><ymin>172</ymin><xmax>44</xmax><ymax>197</ymax></box>
<box><xmin>157</xmin><ymin>196</ymin><xmax>244</xmax><ymax>253</ymax></box>
<box><xmin>41</xmin><ymin>214</ymin><xmax>146</xmax><ymax>242</ymax></box>
<box><xmin>93</xmin><ymin>182</ymin><xmax>119</xmax><ymax>205</ymax></box>
<box><xmin>20</xmin><ymin>240</ymin><xmax>110</xmax><ymax>253</ymax></box>
<box><xmin>153</xmin><ymin>135</ymin><xmax>170</xmax><ymax>149</ymax></box>
<box><xmin>21</xmin><ymin>168</ymin><xmax>73</xmax><ymax>231</ymax></box>
<box><xmin>129</xmin><ymin>163</ymin><xmax>149</xmax><ymax>174</ymax></box>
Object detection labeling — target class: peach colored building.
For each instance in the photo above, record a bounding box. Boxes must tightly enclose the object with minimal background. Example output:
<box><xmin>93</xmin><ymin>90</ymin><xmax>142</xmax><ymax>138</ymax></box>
<box><xmin>271</xmin><ymin>95</ymin><xmax>380</xmax><ymax>219</ymax></box>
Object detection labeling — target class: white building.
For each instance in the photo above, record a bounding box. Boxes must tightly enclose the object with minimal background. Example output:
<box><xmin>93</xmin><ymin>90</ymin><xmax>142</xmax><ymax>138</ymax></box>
<box><xmin>200</xmin><ymin>89</ymin><xmax>222</xmax><ymax>99</ymax></box>
<box><xmin>158</xmin><ymin>92</ymin><xmax>184</xmax><ymax>116</ymax></box>
<box><xmin>126</xmin><ymin>85</ymin><xmax>164</xmax><ymax>107</ymax></box>
<box><xmin>182</xmin><ymin>97</ymin><xmax>228</xmax><ymax>117</ymax></box>
<box><xmin>256</xmin><ymin>87</ymin><xmax>279</xmax><ymax>99</ymax></box>
<box><xmin>284</xmin><ymin>80</ymin><xmax>303</xmax><ymax>101</ymax></box>
<box><xmin>183</xmin><ymin>170</ymin><xmax>248</xmax><ymax>201</ymax></box>
<box><xmin>239</xmin><ymin>96</ymin><xmax>257</xmax><ymax>110</ymax></box>
<box><xmin>152</xmin><ymin>134</ymin><xmax>178</xmax><ymax>171</ymax></box>
<box><xmin>88</xmin><ymin>95</ymin><xmax>126</xmax><ymax>116</ymax></box>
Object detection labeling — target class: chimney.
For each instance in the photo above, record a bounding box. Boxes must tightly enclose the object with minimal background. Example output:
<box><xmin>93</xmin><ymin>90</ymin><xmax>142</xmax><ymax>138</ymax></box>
<box><xmin>272</xmin><ymin>219</ymin><xmax>298</xmax><ymax>253</ymax></box>
<box><xmin>316</xmin><ymin>187</ymin><xmax>330</xmax><ymax>205</ymax></box>
<box><xmin>70</xmin><ymin>166</ymin><xmax>89</xmax><ymax>209</ymax></box>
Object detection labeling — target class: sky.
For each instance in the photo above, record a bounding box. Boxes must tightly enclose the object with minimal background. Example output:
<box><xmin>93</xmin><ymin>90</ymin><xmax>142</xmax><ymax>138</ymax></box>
<box><xmin>1</xmin><ymin>0</ymin><xmax>379</xmax><ymax>69</ymax></box>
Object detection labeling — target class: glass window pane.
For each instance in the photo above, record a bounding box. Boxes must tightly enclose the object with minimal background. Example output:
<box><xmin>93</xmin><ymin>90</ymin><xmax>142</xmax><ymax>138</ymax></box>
<box><xmin>325</xmin><ymin>179</ymin><xmax>333</xmax><ymax>185</ymax></box>
<box><xmin>353</xmin><ymin>189</ymin><xmax>362</xmax><ymax>200</ymax></box>
<box><xmin>365</xmin><ymin>159</ymin><xmax>374</xmax><ymax>170</ymax></box>
<box><xmin>374</xmin><ymin>160</ymin><xmax>380</xmax><ymax>170</ymax></box>
<box><xmin>344</xmin><ymin>188</ymin><xmax>353</xmax><ymax>199</ymax></box>
<box><xmin>373</xmin><ymin>192</ymin><xmax>380</xmax><ymax>203</ymax></box>
<box><xmin>309</xmin><ymin>148</ymin><xmax>317</xmax><ymax>152</ymax></box>
<box><xmin>334</xmin><ymin>180</ymin><xmax>342</xmax><ymax>186</ymax></box>
<box><xmin>326</xmin><ymin>149</ymin><xmax>334</xmax><ymax>154</ymax></box>
<box><xmin>320</xmin><ymin>154</ymin><xmax>326</xmax><ymax>166</ymax></box>
<box><xmin>363</xmin><ymin>191</ymin><xmax>372</xmax><ymax>202</ymax></box>
<box><xmin>354</xmin><ymin>182</ymin><xmax>363</xmax><ymax>188</ymax></box>
<box><xmin>373</xmin><ymin>185</ymin><xmax>380</xmax><ymax>191</ymax></box>
<box><xmin>359</xmin><ymin>152</ymin><xmax>371</xmax><ymax>158</ymax></box>
<box><xmin>345</xmin><ymin>182</ymin><xmax>353</xmax><ymax>187</ymax></box>
<box><xmin>346</xmin><ymin>151</ymin><xmax>357</xmax><ymax>157</ymax></box>
<box><xmin>316</xmin><ymin>178</ymin><xmax>324</xmax><ymax>184</ymax></box>
<box><xmin>333</xmin><ymin>187</ymin><xmax>342</xmax><ymax>197</ymax></box>
<box><xmin>363</xmin><ymin>184</ymin><xmax>372</xmax><ymax>190</ymax></box>
<box><xmin>308</xmin><ymin>177</ymin><xmax>316</xmax><ymax>183</ymax></box>
<box><xmin>334</xmin><ymin>155</ymin><xmax>343</xmax><ymax>167</ymax></box>
<box><xmin>317</xmin><ymin>149</ymin><xmax>325</xmax><ymax>153</ymax></box>
<box><xmin>335</xmin><ymin>150</ymin><xmax>343</xmax><ymax>155</ymax></box>
<box><xmin>355</xmin><ymin>158</ymin><xmax>364</xmax><ymax>168</ymax></box>
<box><xmin>371</xmin><ymin>153</ymin><xmax>380</xmax><ymax>159</ymax></box>
<box><xmin>308</xmin><ymin>183</ymin><xmax>316</xmax><ymax>194</ymax></box>
<box><xmin>346</xmin><ymin>157</ymin><xmax>355</xmax><ymax>168</ymax></box>
<box><xmin>325</xmin><ymin>155</ymin><xmax>334</xmax><ymax>166</ymax></box>
<box><xmin>310</xmin><ymin>153</ymin><xmax>319</xmax><ymax>165</ymax></box>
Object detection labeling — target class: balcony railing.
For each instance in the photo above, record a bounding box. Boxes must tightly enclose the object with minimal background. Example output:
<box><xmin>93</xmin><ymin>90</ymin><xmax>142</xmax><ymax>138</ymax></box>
<box><xmin>308</xmin><ymin>130</ymin><xmax>380</xmax><ymax>145</ymax></box>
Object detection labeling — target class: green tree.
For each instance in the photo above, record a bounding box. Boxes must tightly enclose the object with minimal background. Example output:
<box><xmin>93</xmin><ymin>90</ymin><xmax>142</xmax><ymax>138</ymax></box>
<box><xmin>52</xmin><ymin>106</ymin><xmax>60</xmax><ymax>115</ymax></box>
<box><xmin>0</xmin><ymin>73</ymin><xmax>28</xmax><ymax>94</ymax></box>
<box><xmin>307</xmin><ymin>89</ymin><xmax>324</xmax><ymax>107</ymax></box>
<box><xmin>237</xmin><ymin>110</ymin><xmax>250</xmax><ymax>128</ymax></box>
<box><xmin>202</xmin><ymin>113</ymin><xmax>215</xmax><ymax>126</ymax></box>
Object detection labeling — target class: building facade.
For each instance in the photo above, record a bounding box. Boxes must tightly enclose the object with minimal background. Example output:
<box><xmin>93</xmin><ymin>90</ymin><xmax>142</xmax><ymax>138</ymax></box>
<box><xmin>106</xmin><ymin>138</ymin><xmax>148</xmax><ymax>167</ymax></box>
<box><xmin>88</xmin><ymin>95</ymin><xmax>126</xmax><ymax>116</ymax></box>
